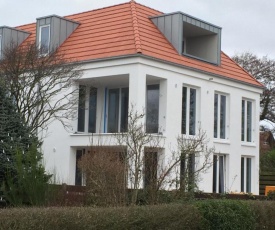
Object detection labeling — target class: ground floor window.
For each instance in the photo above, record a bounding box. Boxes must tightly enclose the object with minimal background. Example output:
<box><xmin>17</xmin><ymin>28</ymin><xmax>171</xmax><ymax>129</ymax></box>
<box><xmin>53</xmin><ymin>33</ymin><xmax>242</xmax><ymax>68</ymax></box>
<box><xmin>213</xmin><ymin>154</ymin><xmax>226</xmax><ymax>193</ymax></box>
<box><xmin>75</xmin><ymin>149</ymin><xmax>85</xmax><ymax>186</ymax></box>
<box><xmin>144</xmin><ymin>151</ymin><xmax>158</xmax><ymax>190</ymax></box>
<box><xmin>180</xmin><ymin>153</ymin><xmax>195</xmax><ymax>191</ymax></box>
<box><xmin>241</xmin><ymin>156</ymin><xmax>252</xmax><ymax>193</ymax></box>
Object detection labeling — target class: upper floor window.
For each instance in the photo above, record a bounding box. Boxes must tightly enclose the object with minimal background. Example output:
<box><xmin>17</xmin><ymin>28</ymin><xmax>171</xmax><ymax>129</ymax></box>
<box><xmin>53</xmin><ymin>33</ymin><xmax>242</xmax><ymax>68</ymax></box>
<box><xmin>146</xmin><ymin>84</ymin><xmax>159</xmax><ymax>133</ymax></box>
<box><xmin>214</xmin><ymin>93</ymin><xmax>227</xmax><ymax>139</ymax></box>
<box><xmin>39</xmin><ymin>25</ymin><xmax>50</xmax><ymax>55</ymax></box>
<box><xmin>77</xmin><ymin>86</ymin><xmax>97</xmax><ymax>133</ymax></box>
<box><xmin>241</xmin><ymin>99</ymin><xmax>253</xmax><ymax>142</ymax></box>
<box><xmin>107</xmin><ymin>87</ymin><xmax>129</xmax><ymax>133</ymax></box>
<box><xmin>182</xmin><ymin>86</ymin><xmax>197</xmax><ymax>135</ymax></box>
<box><xmin>241</xmin><ymin>156</ymin><xmax>252</xmax><ymax>193</ymax></box>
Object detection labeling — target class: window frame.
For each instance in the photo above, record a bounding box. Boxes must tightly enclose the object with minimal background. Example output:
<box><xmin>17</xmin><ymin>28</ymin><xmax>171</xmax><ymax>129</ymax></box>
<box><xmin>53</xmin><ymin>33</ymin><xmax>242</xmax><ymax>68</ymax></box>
<box><xmin>214</xmin><ymin>92</ymin><xmax>229</xmax><ymax>140</ymax></box>
<box><xmin>213</xmin><ymin>154</ymin><xmax>226</xmax><ymax>193</ymax></box>
<box><xmin>106</xmin><ymin>87</ymin><xmax>129</xmax><ymax>133</ymax></box>
<box><xmin>241</xmin><ymin>99</ymin><xmax>254</xmax><ymax>143</ymax></box>
<box><xmin>181</xmin><ymin>85</ymin><xmax>198</xmax><ymax>136</ymax></box>
<box><xmin>241</xmin><ymin>156</ymin><xmax>252</xmax><ymax>193</ymax></box>
<box><xmin>146</xmin><ymin>84</ymin><xmax>160</xmax><ymax>134</ymax></box>
<box><xmin>39</xmin><ymin>24</ymin><xmax>50</xmax><ymax>55</ymax></box>
<box><xmin>77</xmin><ymin>85</ymin><xmax>98</xmax><ymax>133</ymax></box>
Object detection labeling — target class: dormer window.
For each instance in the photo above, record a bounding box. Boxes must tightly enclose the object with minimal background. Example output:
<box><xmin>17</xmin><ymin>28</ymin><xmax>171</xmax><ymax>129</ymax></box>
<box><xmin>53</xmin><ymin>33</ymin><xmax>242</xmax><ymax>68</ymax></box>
<box><xmin>39</xmin><ymin>25</ymin><xmax>50</xmax><ymax>55</ymax></box>
<box><xmin>151</xmin><ymin>12</ymin><xmax>222</xmax><ymax>65</ymax></box>
<box><xmin>36</xmin><ymin>15</ymin><xmax>79</xmax><ymax>54</ymax></box>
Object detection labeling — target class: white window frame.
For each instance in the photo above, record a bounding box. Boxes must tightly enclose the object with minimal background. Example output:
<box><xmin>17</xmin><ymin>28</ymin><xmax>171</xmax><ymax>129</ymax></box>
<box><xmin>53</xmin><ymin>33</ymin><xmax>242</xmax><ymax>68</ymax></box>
<box><xmin>182</xmin><ymin>85</ymin><xmax>199</xmax><ymax>136</ymax></box>
<box><xmin>214</xmin><ymin>92</ymin><xmax>229</xmax><ymax>139</ymax></box>
<box><xmin>241</xmin><ymin>156</ymin><xmax>252</xmax><ymax>193</ymax></box>
<box><xmin>213</xmin><ymin>154</ymin><xmax>226</xmax><ymax>193</ymax></box>
<box><xmin>39</xmin><ymin>24</ymin><xmax>50</xmax><ymax>55</ymax></box>
<box><xmin>241</xmin><ymin>99</ymin><xmax>254</xmax><ymax>143</ymax></box>
<box><xmin>106</xmin><ymin>87</ymin><xmax>129</xmax><ymax>133</ymax></box>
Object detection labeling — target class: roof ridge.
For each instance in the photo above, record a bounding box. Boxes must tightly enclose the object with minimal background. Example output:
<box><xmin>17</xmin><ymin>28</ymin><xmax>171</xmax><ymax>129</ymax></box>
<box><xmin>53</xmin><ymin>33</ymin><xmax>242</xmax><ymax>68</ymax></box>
<box><xmin>130</xmin><ymin>1</ymin><xmax>142</xmax><ymax>53</ymax></box>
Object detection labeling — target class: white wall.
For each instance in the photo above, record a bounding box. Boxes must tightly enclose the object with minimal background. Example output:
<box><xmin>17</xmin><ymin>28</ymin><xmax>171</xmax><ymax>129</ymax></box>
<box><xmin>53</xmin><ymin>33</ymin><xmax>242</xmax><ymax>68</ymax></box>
<box><xmin>42</xmin><ymin>56</ymin><xmax>262</xmax><ymax>194</ymax></box>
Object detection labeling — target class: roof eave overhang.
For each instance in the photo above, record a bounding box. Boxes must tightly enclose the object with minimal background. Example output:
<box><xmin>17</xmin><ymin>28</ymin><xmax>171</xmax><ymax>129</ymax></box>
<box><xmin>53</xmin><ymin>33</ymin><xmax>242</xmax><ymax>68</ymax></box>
<box><xmin>74</xmin><ymin>54</ymin><xmax>265</xmax><ymax>90</ymax></box>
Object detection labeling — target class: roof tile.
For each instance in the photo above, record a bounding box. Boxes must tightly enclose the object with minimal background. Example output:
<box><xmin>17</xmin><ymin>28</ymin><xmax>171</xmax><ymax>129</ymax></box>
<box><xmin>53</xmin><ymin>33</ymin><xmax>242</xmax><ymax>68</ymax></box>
<box><xmin>15</xmin><ymin>1</ymin><xmax>262</xmax><ymax>87</ymax></box>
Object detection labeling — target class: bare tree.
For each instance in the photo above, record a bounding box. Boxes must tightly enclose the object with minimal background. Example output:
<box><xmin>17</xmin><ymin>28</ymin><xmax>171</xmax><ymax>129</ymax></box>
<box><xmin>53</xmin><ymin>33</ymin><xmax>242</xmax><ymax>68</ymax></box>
<box><xmin>0</xmin><ymin>42</ymin><xmax>82</xmax><ymax>134</ymax></box>
<box><xmin>232</xmin><ymin>52</ymin><xmax>275</xmax><ymax>122</ymax></box>
<box><xmin>116</xmin><ymin>106</ymin><xmax>163</xmax><ymax>205</ymax></box>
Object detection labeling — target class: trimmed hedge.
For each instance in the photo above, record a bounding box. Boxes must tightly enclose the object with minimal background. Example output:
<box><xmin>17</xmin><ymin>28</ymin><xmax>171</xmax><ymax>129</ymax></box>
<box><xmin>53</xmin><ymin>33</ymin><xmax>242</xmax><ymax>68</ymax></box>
<box><xmin>0</xmin><ymin>204</ymin><xmax>201</xmax><ymax>230</ymax></box>
<box><xmin>0</xmin><ymin>200</ymin><xmax>275</xmax><ymax>229</ymax></box>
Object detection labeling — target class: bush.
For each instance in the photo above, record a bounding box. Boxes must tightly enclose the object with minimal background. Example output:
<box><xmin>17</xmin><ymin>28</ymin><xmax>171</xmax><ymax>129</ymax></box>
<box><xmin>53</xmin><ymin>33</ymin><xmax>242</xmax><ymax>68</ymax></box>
<box><xmin>0</xmin><ymin>204</ymin><xmax>200</xmax><ymax>230</ymax></box>
<box><xmin>249</xmin><ymin>201</ymin><xmax>275</xmax><ymax>230</ymax></box>
<box><xmin>196</xmin><ymin>200</ymin><xmax>255</xmax><ymax>230</ymax></box>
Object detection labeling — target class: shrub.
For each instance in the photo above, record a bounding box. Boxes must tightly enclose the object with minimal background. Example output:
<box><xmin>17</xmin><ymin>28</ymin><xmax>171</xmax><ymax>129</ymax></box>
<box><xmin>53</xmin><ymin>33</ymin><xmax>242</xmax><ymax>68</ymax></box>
<box><xmin>0</xmin><ymin>204</ymin><xmax>200</xmax><ymax>230</ymax></box>
<box><xmin>196</xmin><ymin>200</ymin><xmax>255</xmax><ymax>230</ymax></box>
<box><xmin>249</xmin><ymin>200</ymin><xmax>275</xmax><ymax>230</ymax></box>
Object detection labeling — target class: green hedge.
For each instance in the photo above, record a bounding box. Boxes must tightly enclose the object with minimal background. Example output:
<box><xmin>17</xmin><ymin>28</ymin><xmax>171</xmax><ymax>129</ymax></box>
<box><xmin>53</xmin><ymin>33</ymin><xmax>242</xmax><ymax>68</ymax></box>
<box><xmin>0</xmin><ymin>200</ymin><xmax>275</xmax><ymax>230</ymax></box>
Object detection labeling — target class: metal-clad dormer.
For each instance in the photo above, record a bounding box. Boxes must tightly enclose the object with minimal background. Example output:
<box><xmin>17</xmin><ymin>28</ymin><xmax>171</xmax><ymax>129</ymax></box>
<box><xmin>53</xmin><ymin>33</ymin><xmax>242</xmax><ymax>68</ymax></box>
<box><xmin>36</xmin><ymin>15</ymin><xmax>80</xmax><ymax>55</ymax></box>
<box><xmin>0</xmin><ymin>26</ymin><xmax>30</xmax><ymax>59</ymax></box>
<box><xmin>151</xmin><ymin>12</ymin><xmax>222</xmax><ymax>65</ymax></box>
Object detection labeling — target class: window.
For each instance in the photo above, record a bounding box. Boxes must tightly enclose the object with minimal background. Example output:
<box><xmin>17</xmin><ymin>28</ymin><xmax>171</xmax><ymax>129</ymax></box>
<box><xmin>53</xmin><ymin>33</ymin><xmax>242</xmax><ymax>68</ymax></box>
<box><xmin>241</xmin><ymin>157</ymin><xmax>252</xmax><ymax>193</ymax></box>
<box><xmin>75</xmin><ymin>149</ymin><xmax>85</xmax><ymax>186</ymax></box>
<box><xmin>214</xmin><ymin>93</ymin><xmax>227</xmax><ymax>139</ymax></box>
<box><xmin>182</xmin><ymin>86</ymin><xmax>197</xmax><ymax>135</ymax></box>
<box><xmin>39</xmin><ymin>25</ymin><xmax>50</xmax><ymax>55</ymax></box>
<box><xmin>146</xmin><ymin>85</ymin><xmax>159</xmax><ymax>133</ymax></box>
<box><xmin>77</xmin><ymin>86</ymin><xmax>97</xmax><ymax>133</ymax></box>
<box><xmin>213</xmin><ymin>155</ymin><xmax>226</xmax><ymax>193</ymax></box>
<box><xmin>144</xmin><ymin>151</ymin><xmax>158</xmax><ymax>190</ymax></box>
<box><xmin>241</xmin><ymin>100</ymin><xmax>252</xmax><ymax>142</ymax></box>
<box><xmin>88</xmin><ymin>87</ymin><xmax>97</xmax><ymax>133</ymax></box>
<box><xmin>180</xmin><ymin>153</ymin><xmax>195</xmax><ymax>191</ymax></box>
<box><xmin>77</xmin><ymin>85</ymin><xmax>86</xmax><ymax>132</ymax></box>
<box><xmin>107</xmin><ymin>87</ymin><xmax>129</xmax><ymax>133</ymax></box>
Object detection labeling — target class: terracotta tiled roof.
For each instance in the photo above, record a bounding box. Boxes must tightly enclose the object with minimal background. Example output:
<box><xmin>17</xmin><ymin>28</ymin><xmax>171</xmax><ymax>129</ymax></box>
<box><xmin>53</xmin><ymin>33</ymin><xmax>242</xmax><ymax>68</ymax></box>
<box><xmin>16</xmin><ymin>1</ymin><xmax>262</xmax><ymax>88</ymax></box>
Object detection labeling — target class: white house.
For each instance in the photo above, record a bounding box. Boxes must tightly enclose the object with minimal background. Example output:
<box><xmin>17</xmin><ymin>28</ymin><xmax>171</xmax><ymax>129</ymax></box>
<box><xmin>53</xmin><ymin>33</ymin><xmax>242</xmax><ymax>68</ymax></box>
<box><xmin>2</xmin><ymin>1</ymin><xmax>263</xmax><ymax>194</ymax></box>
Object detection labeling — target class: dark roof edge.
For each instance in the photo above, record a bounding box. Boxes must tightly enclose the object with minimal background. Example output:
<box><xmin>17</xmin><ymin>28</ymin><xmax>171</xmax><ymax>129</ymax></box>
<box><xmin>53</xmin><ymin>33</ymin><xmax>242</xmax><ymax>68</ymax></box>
<box><xmin>36</xmin><ymin>14</ymin><xmax>80</xmax><ymax>25</ymax></box>
<box><xmin>0</xmin><ymin>26</ymin><xmax>31</xmax><ymax>34</ymax></box>
<box><xmin>149</xmin><ymin>11</ymin><xmax>222</xmax><ymax>29</ymax></box>
<box><xmin>74</xmin><ymin>54</ymin><xmax>264</xmax><ymax>90</ymax></box>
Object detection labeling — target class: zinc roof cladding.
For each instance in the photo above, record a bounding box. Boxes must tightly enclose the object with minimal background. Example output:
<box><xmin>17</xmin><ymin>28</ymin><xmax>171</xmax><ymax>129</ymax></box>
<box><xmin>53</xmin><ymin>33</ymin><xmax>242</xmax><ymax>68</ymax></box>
<box><xmin>16</xmin><ymin>1</ymin><xmax>262</xmax><ymax>88</ymax></box>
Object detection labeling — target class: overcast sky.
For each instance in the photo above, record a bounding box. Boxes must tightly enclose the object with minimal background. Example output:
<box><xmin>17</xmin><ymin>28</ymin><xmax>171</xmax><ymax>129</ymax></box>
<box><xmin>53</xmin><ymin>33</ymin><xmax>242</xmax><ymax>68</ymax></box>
<box><xmin>1</xmin><ymin>0</ymin><xmax>274</xmax><ymax>59</ymax></box>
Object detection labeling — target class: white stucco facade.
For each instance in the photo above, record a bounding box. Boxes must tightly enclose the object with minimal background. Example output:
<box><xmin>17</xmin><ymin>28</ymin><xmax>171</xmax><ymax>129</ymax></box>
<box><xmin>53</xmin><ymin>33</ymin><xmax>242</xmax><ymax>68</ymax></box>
<box><xmin>42</xmin><ymin>56</ymin><xmax>262</xmax><ymax>194</ymax></box>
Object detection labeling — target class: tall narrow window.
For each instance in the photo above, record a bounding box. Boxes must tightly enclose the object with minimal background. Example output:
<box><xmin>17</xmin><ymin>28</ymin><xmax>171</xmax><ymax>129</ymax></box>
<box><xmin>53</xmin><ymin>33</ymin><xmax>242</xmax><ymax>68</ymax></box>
<box><xmin>108</xmin><ymin>89</ymin><xmax>119</xmax><ymax>133</ymax></box>
<box><xmin>214</xmin><ymin>93</ymin><xmax>227</xmax><ymax>139</ymax></box>
<box><xmin>182</xmin><ymin>86</ymin><xmax>197</xmax><ymax>135</ymax></box>
<box><xmin>241</xmin><ymin>100</ymin><xmax>253</xmax><ymax>142</ymax></box>
<box><xmin>120</xmin><ymin>88</ymin><xmax>129</xmax><ymax>132</ymax></box>
<box><xmin>75</xmin><ymin>149</ymin><xmax>85</xmax><ymax>186</ymax></box>
<box><xmin>39</xmin><ymin>25</ymin><xmax>50</xmax><ymax>55</ymax></box>
<box><xmin>107</xmin><ymin>88</ymin><xmax>129</xmax><ymax>133</ymax></box>
<box><xmin>144</xmin><ymin>151</ymin><xmax>158</xmax><ymax>191</ymax></box>
<box><xmin>88</xmin><ymin>87</ymin><xmax>97</xmax><ymax>133</ymax></box>
<box><xmin>241</xmin><ymin>156</ymin><xmax>252</xmax><ymax>193</ymax></box>
<box><xmin>180</xmin><ymin>153</ymin><xmax>195</xmax><ymax>191</ymax></box>
<box><xmin>146</xmin><ymin>85</ymin><xmax>159</xmax><ymax>133</ymax></box>
<box><xmin>77</xmin><ymin>85</ymin><xmax>86</xmax><ymax>132</ymax></box>
<box><xmin>213</xmin><ymin>155</ymin><xmax>226</xmax><ymax>193</ymax></box>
